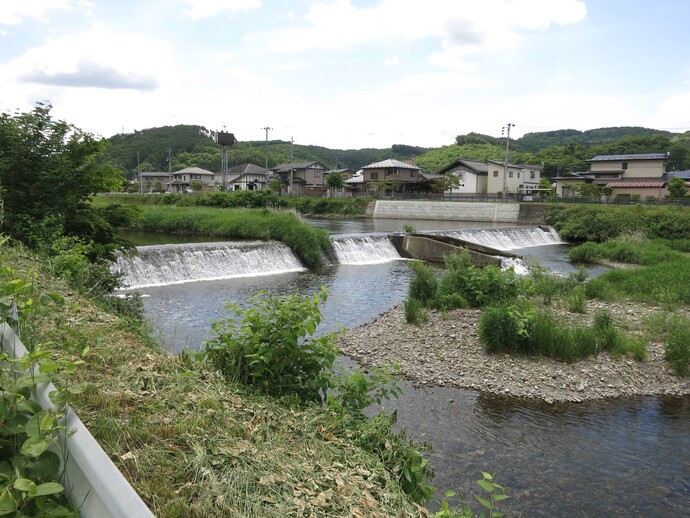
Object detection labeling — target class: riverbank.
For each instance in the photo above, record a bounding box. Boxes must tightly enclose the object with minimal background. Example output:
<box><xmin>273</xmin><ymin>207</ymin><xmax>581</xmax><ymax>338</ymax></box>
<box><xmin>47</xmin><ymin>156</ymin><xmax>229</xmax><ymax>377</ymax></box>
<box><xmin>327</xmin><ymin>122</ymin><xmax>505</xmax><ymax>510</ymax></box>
<box><xmin>337</xmin><ymin>301</ymin><xmax>690</xmax><ymax>403</ymax></box>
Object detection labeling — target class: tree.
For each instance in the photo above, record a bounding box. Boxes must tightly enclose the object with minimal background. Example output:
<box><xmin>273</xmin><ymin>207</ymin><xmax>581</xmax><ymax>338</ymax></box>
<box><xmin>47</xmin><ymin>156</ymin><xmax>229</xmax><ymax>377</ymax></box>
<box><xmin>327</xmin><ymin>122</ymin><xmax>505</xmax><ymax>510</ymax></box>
<box><xmin>572</xmin><ymin>183</ymin><xmax>601</xmax><ymax>198</ymax></box>
<box><xmin>435</xmin><ymin>173</ymin><xmax>461</xmax><ymax>193</ymax></box>
<box><xmin>190</xmin><ymin>181</ymin><xmax>204</xmax><ymax>192</ymax></box>
<box><xmin>667</xmin><ymin>177</ymin><xmax>688</xmax><ymax>199</ymax></box>
<box><xmin>0</xmin><ymin>103</ymin><xmax>123</xmax><ymax>249</ymax></box>
<box><xmin>325</xmin><ymin>172</ymin><xmax>344</xmax><ymax>197</ymax></box>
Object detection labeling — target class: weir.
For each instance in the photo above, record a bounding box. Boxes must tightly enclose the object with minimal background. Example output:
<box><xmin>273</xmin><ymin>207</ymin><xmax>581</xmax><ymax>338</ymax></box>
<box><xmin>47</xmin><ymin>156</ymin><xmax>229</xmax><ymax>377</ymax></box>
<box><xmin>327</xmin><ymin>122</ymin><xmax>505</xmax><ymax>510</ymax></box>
<box><xmin>112</xmin><ymin>241</ymin><xmax>305</xmax><ymax>289</ymax></box>
<box><xmin>113</xmin><ymin>226</ymin><xmax>564</xmax><ymax>288</ymax></box>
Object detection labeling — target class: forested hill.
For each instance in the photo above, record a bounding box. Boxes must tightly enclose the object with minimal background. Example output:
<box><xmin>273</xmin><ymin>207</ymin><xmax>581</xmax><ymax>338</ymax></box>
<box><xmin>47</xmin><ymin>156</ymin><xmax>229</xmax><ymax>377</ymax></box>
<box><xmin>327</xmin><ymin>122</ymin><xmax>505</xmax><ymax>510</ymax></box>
<box><xmin>516</xmin><ymin>127</ymin><xmax>675</xmax><ymax>153</ymax></box>
<box><xmin>105</xmin><ymin>125</ymin><xmax>430</xmax><ymax>179</ymax></box>
<box><xmin>105</xmin><ymin>124</ymin><xmax>690</xmax><ymax>180</ymax></box>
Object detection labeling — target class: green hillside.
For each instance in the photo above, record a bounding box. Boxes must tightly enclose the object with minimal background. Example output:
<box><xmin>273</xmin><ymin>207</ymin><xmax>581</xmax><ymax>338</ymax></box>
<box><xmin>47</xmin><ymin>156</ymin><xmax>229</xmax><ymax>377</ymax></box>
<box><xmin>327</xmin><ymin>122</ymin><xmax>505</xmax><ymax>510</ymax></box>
<box><xmin>105</xmin><ymin>125</ymin><xmax>690</xmax><ymax>181</ymax></box>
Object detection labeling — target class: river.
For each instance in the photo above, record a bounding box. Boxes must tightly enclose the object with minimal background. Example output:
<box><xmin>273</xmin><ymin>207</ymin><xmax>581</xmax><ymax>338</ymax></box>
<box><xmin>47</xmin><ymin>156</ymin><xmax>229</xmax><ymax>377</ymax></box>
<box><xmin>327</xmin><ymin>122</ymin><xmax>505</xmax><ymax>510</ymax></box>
<box><xmin>116</xmin><ymin>219</ymin><xmax>690</xmax><ymax>516</ymax></box>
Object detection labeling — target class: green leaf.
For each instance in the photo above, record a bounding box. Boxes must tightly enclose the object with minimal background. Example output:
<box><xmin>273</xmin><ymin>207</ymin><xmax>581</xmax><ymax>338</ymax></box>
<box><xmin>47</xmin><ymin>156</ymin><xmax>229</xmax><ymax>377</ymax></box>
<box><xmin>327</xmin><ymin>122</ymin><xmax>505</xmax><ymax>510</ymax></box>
<box><xmin>0</xmin><ymin>491</ymin><xmax>17</xmax><ymax>515</ymax></box>
<box><xmin>16</xmin><ymin>374</ymin><xmax>51</xmax><ymax>389</ymax></box>
<box><xmin>48</xmin><ymin>391</ymin><xmax>66</xmax><ymax>407</ymax></box>
<box><xmin>477</xmin><ymin>479</ymin><xmax>494</xmax><ymax>493</ymax></box>
<box><xmin>14</xmin><ymin>478</ymin><xmax>37</xmax><ymax>494</ymax></box>
<box><xmin>474</xmin><ymin>494</ymin><xmax>491</xmax><ymax>509</ymax></box>
<box><xmin>16</xmin><ymin>399</ymin><xmax>42</xmax><ymax>416</ymax></box>
<box><xmin>34</xmin><ymin>482</ymin><xmax>64</xmax><ymax>496</ymax></box>
<box><xmin>493</xmin><ymin>494</ymin><xmax>510</xmax><ymax>501</ymax></box>
<box><xmin>20</xmin><ymin>435</ymin><xmax>53</xmax><ymax>458</ymax></box>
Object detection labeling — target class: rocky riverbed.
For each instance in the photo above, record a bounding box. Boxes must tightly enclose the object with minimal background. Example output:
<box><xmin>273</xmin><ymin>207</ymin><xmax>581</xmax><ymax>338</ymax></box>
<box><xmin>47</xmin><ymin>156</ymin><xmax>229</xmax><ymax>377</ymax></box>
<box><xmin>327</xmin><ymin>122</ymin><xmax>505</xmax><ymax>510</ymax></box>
<box><xmin>337</xmin><ymin>301</ymin><xmax>690</xmax><ymax>403</ymax></box>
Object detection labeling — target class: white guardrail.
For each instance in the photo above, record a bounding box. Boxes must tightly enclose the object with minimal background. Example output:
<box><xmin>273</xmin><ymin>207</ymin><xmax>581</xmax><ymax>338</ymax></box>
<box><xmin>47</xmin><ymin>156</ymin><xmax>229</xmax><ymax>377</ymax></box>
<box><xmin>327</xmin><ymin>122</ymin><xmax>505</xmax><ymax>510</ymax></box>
<box><xmin>0</xmin><ymin>323</ymin><xmax>154</xmax><ymax>518</ymax></box>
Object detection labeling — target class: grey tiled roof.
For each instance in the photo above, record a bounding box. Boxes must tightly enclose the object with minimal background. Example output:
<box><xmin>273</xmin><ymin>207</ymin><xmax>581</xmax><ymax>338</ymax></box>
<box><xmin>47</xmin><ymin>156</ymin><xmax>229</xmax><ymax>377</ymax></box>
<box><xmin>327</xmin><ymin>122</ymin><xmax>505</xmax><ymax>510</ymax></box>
<box><xmin>361</xmin><ymin>159</ymin><xmax>419</xmax><ymax>170</ymax></box>
<box><xmin>587</xmin><ymin>153</ymin><xmax>668</xmax><ymax>162</ymax></box>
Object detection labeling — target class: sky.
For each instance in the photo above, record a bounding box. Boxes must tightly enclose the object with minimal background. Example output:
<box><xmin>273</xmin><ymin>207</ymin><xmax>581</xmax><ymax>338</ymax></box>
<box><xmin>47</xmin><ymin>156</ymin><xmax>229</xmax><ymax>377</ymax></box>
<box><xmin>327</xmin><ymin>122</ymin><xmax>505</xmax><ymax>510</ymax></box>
<box><xmin>1</xmin><ymin>0</ymin><xmax>689</xmax><ymax>150</ymax></box>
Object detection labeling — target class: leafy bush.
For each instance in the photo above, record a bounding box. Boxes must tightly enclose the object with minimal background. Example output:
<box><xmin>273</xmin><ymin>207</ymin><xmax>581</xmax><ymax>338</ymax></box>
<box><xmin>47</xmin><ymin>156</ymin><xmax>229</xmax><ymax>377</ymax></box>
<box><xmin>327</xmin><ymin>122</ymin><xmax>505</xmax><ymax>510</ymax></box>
<box><xmin>408</xmin><ymin>261</ymin><xmax>438</xmax><ymax>306</ymax></box>
<box><xmin>666</xmin><ymin>315</ymin><xmax>690</xmax><ymax>376</ymax></box>
<box><xmin>404</xmin><ymin>297</ymin><xmax>427</xmax><ymax>325</ymax></box>
<box><xmin>202</xmin><ymin>288</ymin><xmax>336</xmax><ymax>403</ymax></box>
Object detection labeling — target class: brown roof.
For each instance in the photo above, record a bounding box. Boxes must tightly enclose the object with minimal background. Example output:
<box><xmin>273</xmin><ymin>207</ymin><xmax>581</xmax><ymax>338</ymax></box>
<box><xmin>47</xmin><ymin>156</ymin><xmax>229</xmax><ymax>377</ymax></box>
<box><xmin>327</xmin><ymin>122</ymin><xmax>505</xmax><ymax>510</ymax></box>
<box><xmin>607</xmin><ymin>181</ymin><xmax>665</xmax><ymax>188</ymax></box>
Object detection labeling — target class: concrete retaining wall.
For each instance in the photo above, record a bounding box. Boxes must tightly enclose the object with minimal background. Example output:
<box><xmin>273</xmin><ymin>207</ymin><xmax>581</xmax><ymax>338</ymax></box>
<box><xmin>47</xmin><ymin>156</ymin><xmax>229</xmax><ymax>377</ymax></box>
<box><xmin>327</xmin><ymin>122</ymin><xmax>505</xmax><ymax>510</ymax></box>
<box><xmin>398</xmin><ymin>235</ymin><xmax>503</xmax><ymax>266</ymax></box>
<box><xmin>372</xmin><ymin>200</ymin><xmax>522</xmax><ymax>223</ymax></box>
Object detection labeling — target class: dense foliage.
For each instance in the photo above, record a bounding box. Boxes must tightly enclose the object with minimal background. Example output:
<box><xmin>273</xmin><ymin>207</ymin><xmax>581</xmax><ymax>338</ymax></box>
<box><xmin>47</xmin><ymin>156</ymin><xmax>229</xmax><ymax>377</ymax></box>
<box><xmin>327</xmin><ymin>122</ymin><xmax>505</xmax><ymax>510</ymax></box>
<box><xmin>546</xmin><ymin>205</ymin><xmax>690</xmax><ymax>242</ymax></box>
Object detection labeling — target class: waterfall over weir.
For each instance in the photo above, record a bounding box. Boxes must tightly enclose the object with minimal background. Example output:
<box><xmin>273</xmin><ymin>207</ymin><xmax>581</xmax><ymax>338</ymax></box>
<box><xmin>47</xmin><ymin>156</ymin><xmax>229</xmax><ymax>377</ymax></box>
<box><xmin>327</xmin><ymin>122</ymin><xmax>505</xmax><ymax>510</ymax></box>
<box><xmin>435</xmin><ymin>226</ymin><xmax>563</xmax><ymax>251</ymax></box>
<box><xmin>329</xmin><ymin>234</ymin><xmax>402</xmax><ymax>265</ymax></box>
<box><xmin>113</xmin><ymin>226</ymin><xmax>564</xmax><ymax>289</ymax></box>
<box><xmin>113</xmin><ymin>241</ymin><xmax>305</xmax><ymax>289</ymax></box>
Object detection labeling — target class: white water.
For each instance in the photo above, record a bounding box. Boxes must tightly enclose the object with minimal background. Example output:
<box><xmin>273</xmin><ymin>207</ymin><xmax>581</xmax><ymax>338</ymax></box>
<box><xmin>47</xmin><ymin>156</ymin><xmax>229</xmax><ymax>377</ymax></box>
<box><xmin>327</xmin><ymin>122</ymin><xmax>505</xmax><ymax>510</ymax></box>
<box><xmin>114</xmin><ymin>226</ymin><xmax>564</xmax><ymax>288</ymax></box>
<box><xmin>113</xmin><ymin>241</ymin><xmax>305</xmax><ymax>289</ymax></box>
<box><xmin>436</xmin><ymin>226</ymin><xmax>563</xmax><ymax>251</ymax></box>
<box><xmin>330</xmin><ymin>235</ymin><xmax>402</xmax><ymax>265</ymax></box>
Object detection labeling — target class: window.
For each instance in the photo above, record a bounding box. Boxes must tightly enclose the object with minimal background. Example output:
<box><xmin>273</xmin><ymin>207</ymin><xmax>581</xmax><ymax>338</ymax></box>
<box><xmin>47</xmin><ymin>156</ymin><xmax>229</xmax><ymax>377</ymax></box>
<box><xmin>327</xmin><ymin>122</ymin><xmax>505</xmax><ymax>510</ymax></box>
<box><xmin>509</xmin><ymin>171</ymin><xmax>514</xmax><ymax>178</ymax></box>
<box><xmin>530</xmin><ymin>171</ymin><xmax>536</xmax><ymax>179</ymax></box>
<box><xmin>622</xmin><ymin>162</ymin><xmax>628</xmax><ymax>170</ymax></box>
<box><xmin>193</xmin><ymin>174</ymin><xmax>201</xmax><ymax>179</ymax></box>
<box><xmin>493</xmin><ymin>171</ymin><xmax>499</xmax><ymax>177</ymax></box>
<box><xmin>314</xmin><ymin>172</ymin><xmax>321</xmax><ymax>178</ymax></box>
<box><xmin>410</xmin><ymin>170</ymin><xmax>416</xmax><ymax>177</ymax></box>
<box><xmin>517</xmin><ymin>172</ymin><xmax>520</xmax><ymax>179</ymax></box>
<box><xmin>371</xmin><ymin>172</ymin><xmax>379</xmax><ymax>180</ymax></box>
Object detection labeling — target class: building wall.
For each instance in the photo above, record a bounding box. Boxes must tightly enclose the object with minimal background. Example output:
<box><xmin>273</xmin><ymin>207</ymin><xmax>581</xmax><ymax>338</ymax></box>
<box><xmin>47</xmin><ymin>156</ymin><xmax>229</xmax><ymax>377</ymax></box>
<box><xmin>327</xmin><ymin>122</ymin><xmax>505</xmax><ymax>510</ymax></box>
<box><xmin>486</xmin><ymin>163</ymin><xmax>540</xmax><ymax>194</ymax></box>
<box><xmin>590</xmin><ymin>159</ymin><xmax>666</xmax><ymax>178</ymax></box>
<box><xmin>610</xmin><ymin>186</ymin><xmax>667</xmax><ymax>199</ymax></box>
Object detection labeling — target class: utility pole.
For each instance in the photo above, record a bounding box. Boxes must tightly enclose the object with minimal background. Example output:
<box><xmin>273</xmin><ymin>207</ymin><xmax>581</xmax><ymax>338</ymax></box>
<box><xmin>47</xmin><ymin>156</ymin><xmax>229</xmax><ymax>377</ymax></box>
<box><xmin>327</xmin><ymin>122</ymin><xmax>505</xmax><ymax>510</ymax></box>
<box><xmin>137</xmin><ymin>152</ymin><xmax>142</xmax><ymax>194</ymax></box>
<box><xmin>261</xmin><ymin>126</ymin><xmax>272</xmax><ymax>188</ymax></box>
<box><xmin>168</xmin><ymin>147</ymin><xmax>172</xmax><ymax>193</ymax></box>
<box><xmin>501</xmin><ymin>123</ymin><xmax>514</xmax><ymax>198</ymax></box>
<box><xmin>289</xmin><ymin>136</ymin><xmax>294</xmax><ymax>195</ymax></box>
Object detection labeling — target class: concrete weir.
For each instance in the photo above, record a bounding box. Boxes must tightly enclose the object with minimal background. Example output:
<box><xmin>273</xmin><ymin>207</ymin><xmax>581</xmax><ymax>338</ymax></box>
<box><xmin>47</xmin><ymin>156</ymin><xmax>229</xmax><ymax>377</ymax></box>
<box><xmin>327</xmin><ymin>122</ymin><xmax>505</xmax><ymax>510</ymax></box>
<box><xmin>390</xmin><ymin>233</ymin><xmax>517</xmax><ymax>266</ymax></box>
<box><xmin>371</xmin><ymin>200</ymin><xmax>548</xmax><ymax>224</ymax></box>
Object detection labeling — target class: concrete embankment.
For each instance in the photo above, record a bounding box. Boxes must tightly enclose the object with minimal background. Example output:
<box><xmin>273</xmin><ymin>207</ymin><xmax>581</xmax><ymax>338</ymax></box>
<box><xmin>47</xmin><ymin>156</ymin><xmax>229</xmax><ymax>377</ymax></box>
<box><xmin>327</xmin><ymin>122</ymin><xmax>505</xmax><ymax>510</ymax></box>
<box><xmin>370</xmin><ymin>200</ymin><xmax>548</xmax><ymax>224</ymax></box>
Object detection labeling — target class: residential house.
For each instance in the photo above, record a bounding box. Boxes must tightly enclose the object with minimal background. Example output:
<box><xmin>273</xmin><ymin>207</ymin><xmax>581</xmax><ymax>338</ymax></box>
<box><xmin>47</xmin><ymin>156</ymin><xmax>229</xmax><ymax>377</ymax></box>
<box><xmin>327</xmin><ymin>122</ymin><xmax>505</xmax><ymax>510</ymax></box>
<box><xmin>436</xmin><ymin>159</ymin><xmax>488</xmax><ymax>194</ymax></box>
<box><xmin>135</xmin><ymin>171</ymin><xmax>171</xmax><ymax>193</ymax></box>
<box><xmin>272</xmin><ymin>161</ymin><xmax>329</xmax><ymax>196</ymax></box>
<box><xmin>486</xmin><ymin>161</ymin><xmax>542</xmax><ymax>196</ymax></box>
<box><xmin>344</xmin><ymin>170</ymin><xmax>366</xmax><ymax>196</ymax></box>
<box><xmin>553</xmin><ymin>153</ymin><xmax>669</xmax><ymax>200</ymax></box>
<box><xmin>224</xmin><ymin>163</ymin><xmax>268</xmax><ymax>191</ymax></box>
<box><xmin>361</xmin><ymin>159</ymin><xmax>438</xmax><ymax>193</ymax></box>
<box><xmin>169</xmin><ymin>167</ymin><xmax>216</xmax><ymax>193</ymax></box>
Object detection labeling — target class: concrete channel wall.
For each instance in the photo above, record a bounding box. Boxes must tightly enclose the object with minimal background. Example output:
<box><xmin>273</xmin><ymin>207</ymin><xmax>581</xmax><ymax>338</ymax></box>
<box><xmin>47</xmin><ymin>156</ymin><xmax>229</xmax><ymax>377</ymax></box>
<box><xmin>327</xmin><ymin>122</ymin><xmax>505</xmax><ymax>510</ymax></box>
<box><xmin>0</xmin><ymin>323</ymin><xmax>154</xmax><ymax>518</ymax></box>
<box><xmin>371</xmin><ymin>200</ymin><xmax>547</xmax><ymax>224</ymax></box>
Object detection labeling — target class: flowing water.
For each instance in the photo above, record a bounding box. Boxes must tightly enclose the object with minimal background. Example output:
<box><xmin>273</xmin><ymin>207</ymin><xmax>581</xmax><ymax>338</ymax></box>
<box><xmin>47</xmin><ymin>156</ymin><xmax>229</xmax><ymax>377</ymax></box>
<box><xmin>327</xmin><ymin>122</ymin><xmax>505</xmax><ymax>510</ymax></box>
<box><xmin>114</xmin><ymin>220</ymin><xmax>690</xmax><ymax>516</ymax></box>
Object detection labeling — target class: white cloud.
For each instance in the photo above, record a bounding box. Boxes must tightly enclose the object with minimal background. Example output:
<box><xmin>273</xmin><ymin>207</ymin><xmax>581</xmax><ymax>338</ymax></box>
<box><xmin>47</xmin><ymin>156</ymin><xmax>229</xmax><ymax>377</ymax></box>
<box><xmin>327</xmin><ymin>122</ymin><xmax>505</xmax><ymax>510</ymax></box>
<box><xmin>384</xmin><ymin>55</ymin><xmax>399</xmax><ymax>66</ymax></box>
<box><xmin>183</xmin><ymin>0</ymin><xmax>261</xmax><ymax>19</ymax></box>
<box><xmin>4</xmin><ymin>25</ymin><xmax>172</xmax><ymax>90</ymax></box>
<box><xmin>262</xmin><ymin>0</ymin><xmax>586</xmax><ymax>58</ymax></box>
<box><xmin>0</xmin><ymin>0</ymin><xmax>91</xmax><ymax>25</ymax></box>
<box><xmin>653</xmin><ymin>91</ymin><xmax>690</xmax><ymax>132</ymax></box>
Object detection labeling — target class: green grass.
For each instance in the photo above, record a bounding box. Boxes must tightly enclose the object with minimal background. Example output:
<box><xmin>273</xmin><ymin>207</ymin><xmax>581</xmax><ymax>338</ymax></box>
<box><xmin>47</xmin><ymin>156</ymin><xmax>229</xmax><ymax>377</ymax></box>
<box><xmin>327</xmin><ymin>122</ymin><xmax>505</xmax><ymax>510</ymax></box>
<box><xmin>129</xmin><ymin>205</ymin><xmax>331</xmax><ymax>268</ymax></box>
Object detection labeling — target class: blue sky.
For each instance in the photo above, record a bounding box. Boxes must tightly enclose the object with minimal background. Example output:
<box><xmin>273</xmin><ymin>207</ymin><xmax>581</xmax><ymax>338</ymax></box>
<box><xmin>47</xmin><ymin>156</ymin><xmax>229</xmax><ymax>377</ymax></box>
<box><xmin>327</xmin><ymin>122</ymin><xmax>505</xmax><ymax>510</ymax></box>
<box><xmin>1</xmin><ymin>0</ymin><xmax>689</xmax><ymax>149</ymax></box>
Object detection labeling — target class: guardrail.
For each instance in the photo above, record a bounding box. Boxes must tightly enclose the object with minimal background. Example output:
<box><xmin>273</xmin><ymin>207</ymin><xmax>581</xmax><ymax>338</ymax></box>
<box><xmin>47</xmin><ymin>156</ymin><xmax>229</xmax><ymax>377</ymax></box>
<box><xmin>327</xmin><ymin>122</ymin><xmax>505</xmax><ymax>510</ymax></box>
<box><xmin>0</xmin><ymin>323</ymin><xmax>154</xmax><ymax>518</ymax></box>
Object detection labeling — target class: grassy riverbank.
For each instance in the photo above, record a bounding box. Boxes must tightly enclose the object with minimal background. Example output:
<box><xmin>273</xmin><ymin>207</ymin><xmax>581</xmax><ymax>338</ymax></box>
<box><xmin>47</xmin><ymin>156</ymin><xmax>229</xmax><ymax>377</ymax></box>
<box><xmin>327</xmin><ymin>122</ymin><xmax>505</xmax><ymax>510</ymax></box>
<box><xmin>3</xmin><ymin>243</ymin><xmax>427</xmax><ymax>517</ymax></box>
<box><xmin>112</xmin><ymin>203</ymin><xmax>332</xmax><ymax>268</ymax></box>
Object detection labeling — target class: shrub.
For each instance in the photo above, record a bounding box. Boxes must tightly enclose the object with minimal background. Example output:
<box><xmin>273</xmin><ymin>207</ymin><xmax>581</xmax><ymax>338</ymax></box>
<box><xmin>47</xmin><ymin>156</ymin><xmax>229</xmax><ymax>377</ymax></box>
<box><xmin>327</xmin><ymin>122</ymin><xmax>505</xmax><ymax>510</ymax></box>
<box><xmin>404</xmin><ymin>297</ymin><xmax>427</xmax><ymax>325</ymax></box>
<box><xmin>408</xmin><ymin>261</ymin><xmax>438</xmax><ymax>306</ymax></box>
<box><xmin>666</xmin><ymin>315</ymin><xmax>690</xmax><ymax>376</ymax></box>
<box><xmin>201</xmin><ymin>288</ymin><xmax>337</xmax><ymax>403</ymax></box>
<box><xmin>565</xmin><ymin>286</ymin><xmax>587</xmax><ymax>313</ymax></box>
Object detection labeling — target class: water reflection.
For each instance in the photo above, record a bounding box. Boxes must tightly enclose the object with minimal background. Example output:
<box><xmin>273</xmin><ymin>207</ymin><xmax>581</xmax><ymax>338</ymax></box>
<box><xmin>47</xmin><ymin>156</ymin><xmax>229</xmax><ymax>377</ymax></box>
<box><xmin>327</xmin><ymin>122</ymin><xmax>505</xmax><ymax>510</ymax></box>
<box><xmin>132</xmin><ymin>218</ymin><xmax>689</xmax><ymax>517</ymax></box>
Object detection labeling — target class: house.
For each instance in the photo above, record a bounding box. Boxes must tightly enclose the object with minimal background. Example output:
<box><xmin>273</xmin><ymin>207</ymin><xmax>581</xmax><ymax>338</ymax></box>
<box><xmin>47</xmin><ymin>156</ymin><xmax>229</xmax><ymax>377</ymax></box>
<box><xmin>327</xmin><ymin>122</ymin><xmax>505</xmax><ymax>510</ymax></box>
<box><xmin>323</xmin><ymin>168</ymin><xmax>355</xmax><ymax>197</ymax></box>
<box><xmin>588</xmin><ymin>153</ymin><xmax>668</xmax><ymax>200</ymax></box>
<box><xmin>271</xmin><ymin>161</ymin><xmax>329</xmax><ymax>196</ymax></box>
<box><xmin>224</xmin><ymin>163</ymin><xmax>268</xmax><ymax>191</ymax></box>
<box><xmin>436</xmin><ymin>159</ymin><xmax>488</xmax><ymax>194</ymax></box>
<box><xmin>554</xmin><ymin>153</ymin><xmax>669</xmax><ymax>199</ymax></box>
<box><xmin>486</xmin><ymin>161</ymin><xmax>542</xmax><ymax>196</ymax></box>
<box><xmin>134</xmin><ymin>171</ymin><xmax>171</xmax><ymax>193</ymax></box>
<box><xmin>344</xmin><ymin>170</ymin><xmax>366</xmax><ymax>195</ymax></box>
<box><xmin>169</xmin><ymin>167</ymin><xmax>216</xmax><ymax>193</ymax></box>
<box><xmin>361</xmin><ymin>159</ymin><xmax>439</xmax><ymax>193</ymax></box>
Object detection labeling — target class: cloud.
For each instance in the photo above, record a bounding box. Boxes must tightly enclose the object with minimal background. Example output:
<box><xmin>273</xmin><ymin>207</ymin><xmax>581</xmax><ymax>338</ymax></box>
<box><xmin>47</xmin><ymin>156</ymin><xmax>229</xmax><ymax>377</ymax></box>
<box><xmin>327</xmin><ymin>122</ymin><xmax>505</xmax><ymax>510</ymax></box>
<box><xmin>3</xmin><ymin>25</ymin><xmax>172</xmax><ymax>92</ymax></box>
<box><xmin>22</xmin><ymin>60</ymin><xmax>158</xmax><ymax>90</ymax></box>
<box><xmin>0</xmin><ymin>0</ymin><xmax>91</xmax><ymax>25</ymax></box>
<box><xmin>384</xmin><ymin>55</ymin><xmax>399</xmax><ymax>66</ymax></box>
<box><xmin>262</xmin><ymin>0</ymin><xmax>586</xmax><ymax>57</ymax></box>
<box><xmin>183</xmin><ymin>0</ymin><xmax>261</xmax><ymax>19</ymax></box>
